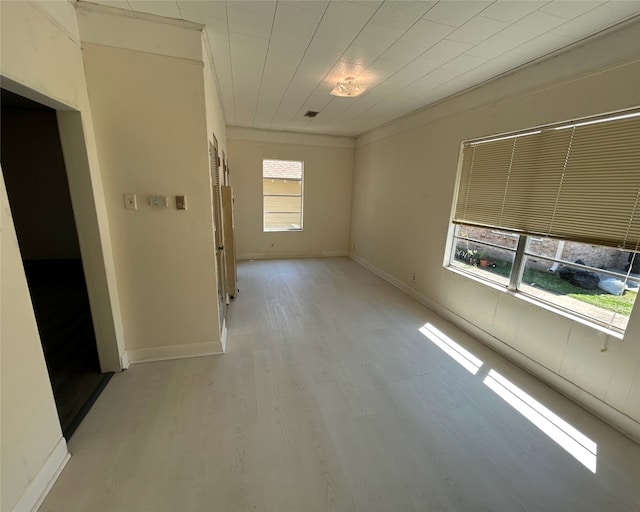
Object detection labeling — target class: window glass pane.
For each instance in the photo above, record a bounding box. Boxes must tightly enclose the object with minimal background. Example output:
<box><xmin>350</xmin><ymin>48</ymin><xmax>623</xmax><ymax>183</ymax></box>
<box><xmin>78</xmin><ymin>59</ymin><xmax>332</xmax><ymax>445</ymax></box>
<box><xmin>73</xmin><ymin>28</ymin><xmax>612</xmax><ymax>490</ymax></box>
<box><xmin>264</xmin><ymin>212</ymin><xmax>302</xmax><ymax>231</ymax></box>
<box><xmin>518</xmin><ymin>254</ymin><xmax>637</xmax><ymax>333</ymax></box>
<box><xmin>263</xmin><ymin>195</ymin><xmax>301</xmax><ymax>213</ymax></box>
<box><xmin>262</xmin><ymin>160</ymin><xmax>303</xmax><ymax>232</ymax></box>
<box><xmin>263</xmin><ymin>178</ymin><xmax>302</xmax><ymax>195</ymax></box>
<box><xmin>451</xmin><ymin>226</ymin><xmax>515</xmax><ymax>287</ymax></box>
<box><xmin>456</xmin><ymin>225</ymin><xmax>519</xmax><ymax>250</ymax></box>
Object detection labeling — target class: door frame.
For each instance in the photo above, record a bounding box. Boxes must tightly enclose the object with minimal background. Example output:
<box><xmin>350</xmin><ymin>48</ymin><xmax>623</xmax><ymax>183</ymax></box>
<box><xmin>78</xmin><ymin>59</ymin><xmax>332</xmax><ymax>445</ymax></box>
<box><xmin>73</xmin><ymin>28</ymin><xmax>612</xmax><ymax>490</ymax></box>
<box><xmin>2</xmin><ymin>77</ymin><xmax>126</xmax><ymax>372</ymax></box>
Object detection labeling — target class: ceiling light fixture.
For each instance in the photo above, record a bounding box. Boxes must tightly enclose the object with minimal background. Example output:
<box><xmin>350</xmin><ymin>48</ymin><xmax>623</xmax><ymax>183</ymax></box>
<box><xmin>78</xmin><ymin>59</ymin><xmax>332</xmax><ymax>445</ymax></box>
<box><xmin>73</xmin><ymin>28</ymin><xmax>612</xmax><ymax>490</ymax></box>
<box><xmin>330</xmin><ymin>76</ymin><xmax>366</xmax><ymax>97</ymax></box>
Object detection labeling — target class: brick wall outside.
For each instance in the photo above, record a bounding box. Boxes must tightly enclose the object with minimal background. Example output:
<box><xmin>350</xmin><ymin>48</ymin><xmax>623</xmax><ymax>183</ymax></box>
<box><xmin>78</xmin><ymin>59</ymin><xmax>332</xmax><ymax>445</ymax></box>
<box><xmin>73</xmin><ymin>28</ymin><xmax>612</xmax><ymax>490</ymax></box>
<box><xmin>455</xmin><ymin>225</ymin><xmax>634</xmax><ymax>272</ymax></box>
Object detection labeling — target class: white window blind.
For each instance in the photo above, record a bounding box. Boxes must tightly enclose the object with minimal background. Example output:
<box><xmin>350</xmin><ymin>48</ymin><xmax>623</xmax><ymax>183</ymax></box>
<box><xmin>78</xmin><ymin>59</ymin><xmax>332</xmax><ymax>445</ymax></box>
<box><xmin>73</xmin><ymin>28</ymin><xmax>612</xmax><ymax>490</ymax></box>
<box><xmin>453</xmin><ymin>110</ymin><xmax>640</xmax><ymax>251</ymax></box>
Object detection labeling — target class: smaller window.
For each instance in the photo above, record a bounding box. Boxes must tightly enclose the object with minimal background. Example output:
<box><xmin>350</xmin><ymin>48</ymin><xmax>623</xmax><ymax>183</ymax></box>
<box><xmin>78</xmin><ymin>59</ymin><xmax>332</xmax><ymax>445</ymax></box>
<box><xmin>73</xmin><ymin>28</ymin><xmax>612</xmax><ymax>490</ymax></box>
<box><xmin>262</xmin><ymin>159</ymin><xmax>303</xmax><ymax>232</ymax></box>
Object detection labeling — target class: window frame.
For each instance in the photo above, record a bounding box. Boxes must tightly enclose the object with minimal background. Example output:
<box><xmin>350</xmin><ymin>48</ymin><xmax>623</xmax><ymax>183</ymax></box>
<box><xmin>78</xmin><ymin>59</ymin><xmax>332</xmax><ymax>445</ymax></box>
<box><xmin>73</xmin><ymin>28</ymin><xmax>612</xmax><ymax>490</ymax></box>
<box><xmin>262</xmin><ymin>159</ymin><xmax>304</xmax><ymax>233</ymax></box>
<box><xmin>446</xmin><ymin>109</ymin><xmax>640</xmax><ymax>336</ymax></box>
<box><xmin>447</xmin><ymin>225</ymin><xmax>639</xmax><ymax>336</ymax></box>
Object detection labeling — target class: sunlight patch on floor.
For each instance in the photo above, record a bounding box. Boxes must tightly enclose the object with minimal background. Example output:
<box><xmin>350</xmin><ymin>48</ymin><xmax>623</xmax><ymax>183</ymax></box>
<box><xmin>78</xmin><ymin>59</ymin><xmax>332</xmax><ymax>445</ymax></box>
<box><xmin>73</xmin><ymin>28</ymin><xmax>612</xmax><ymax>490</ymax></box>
<box><xmin>483</xmin><ymin>369</ymin><xmax>597</xmax><ymax>473</ymax></box>
<box><xmin>419</xmin><ymin>323</ymin><xmax>483</xmax><ymax>375</ymax></box>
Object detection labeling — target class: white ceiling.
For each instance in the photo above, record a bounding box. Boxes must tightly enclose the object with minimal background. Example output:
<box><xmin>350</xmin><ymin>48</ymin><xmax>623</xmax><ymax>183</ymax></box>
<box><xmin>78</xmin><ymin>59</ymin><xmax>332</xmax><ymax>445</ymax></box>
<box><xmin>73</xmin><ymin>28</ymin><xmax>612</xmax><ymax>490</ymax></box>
<box><xmin>84</xmin><ymin>0</ymin><xmax>640</xmax><ymax>137</ymax></box>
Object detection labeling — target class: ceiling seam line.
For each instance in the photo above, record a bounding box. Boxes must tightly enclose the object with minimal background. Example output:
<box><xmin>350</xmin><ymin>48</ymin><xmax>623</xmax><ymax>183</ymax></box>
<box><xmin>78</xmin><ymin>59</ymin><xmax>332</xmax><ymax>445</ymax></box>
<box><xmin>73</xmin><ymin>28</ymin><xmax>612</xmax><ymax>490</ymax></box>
<box><xmin>267</xmin><ymin>2</ymin><xmax>331</xmax><ymax>127</ymax></box>
<box><xmin>251</xmin><ymin>1</ymin><xmax>279</xmax><ymax>127</ymax></box>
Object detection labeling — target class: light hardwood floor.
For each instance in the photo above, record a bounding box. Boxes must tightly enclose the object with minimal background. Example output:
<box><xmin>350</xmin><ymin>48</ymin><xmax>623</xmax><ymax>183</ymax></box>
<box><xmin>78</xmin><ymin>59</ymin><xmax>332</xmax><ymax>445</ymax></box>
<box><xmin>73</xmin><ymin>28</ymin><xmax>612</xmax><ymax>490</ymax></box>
<box><xmin>39</xmin><ymin>257</ymin><xmax>640</xmax><ymax>512</ymax></box>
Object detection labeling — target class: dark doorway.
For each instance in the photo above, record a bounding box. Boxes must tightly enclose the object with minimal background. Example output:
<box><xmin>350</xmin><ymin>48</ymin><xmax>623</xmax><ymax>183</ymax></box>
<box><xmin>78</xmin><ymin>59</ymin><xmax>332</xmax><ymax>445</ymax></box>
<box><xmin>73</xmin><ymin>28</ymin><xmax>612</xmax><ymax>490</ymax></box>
<box><xmin>1</xmin><ymin>89</ymin><xmax>112</xmax><ymax>438</ymax></box>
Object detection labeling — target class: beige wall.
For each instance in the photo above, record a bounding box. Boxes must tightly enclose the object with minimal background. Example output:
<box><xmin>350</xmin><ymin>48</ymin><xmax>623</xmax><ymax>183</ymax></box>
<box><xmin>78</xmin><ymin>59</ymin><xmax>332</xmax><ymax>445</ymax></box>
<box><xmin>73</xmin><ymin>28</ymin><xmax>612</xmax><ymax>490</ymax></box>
<box><xmin>0</xmin><ymin>2</ymin><xmax>228</xmax><ymax>508</ymax></box>
<box><xmin>0</xmin><ymin>174</ymin><xmax>66</xmax><ymax>512</ymax></box>
<box><xmin>0</xmin><ymin>1</ymin><xmax>112</xmax><ymax>509</ymax></box>
<box><xmin>228</xmin><ymin>129</ymin><xmax>354</xmax><ymax>259</ymax></box>
<box><xmin>78</xmin><ymin>8</ymin><xmax>222</xmax><ymax>359</ymax></box>
<box><xmin>351</xmin><ymin>21</ymin><xmax>640</xmax><ymax>440</ymax></box>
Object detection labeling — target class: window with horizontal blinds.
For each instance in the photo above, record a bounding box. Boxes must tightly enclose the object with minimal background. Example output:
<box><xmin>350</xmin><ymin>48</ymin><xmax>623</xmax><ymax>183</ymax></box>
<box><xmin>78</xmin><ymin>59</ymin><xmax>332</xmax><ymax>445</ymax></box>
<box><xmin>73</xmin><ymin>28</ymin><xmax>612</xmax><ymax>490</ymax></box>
<box><xmin>453</xmin><ymin>110</ymin><xmax>640</xmax><ymax>251</ymax></box>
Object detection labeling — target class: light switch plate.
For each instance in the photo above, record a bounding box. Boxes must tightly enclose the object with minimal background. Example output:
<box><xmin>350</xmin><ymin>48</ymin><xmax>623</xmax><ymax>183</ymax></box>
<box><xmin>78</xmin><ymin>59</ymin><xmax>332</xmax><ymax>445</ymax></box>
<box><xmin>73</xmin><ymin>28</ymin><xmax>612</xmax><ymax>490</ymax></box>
<box><xmin>124</xmin><ymin>193</ymin><xmax>137</xmax><ymax>210</ymax></box>
<box><xmin>176</xmin><ymin>195</ymin><xmax>187</xmax><ymax>210</ymax></box>
<box><xmin>150</xmin><ymin>195</ymin><xmax>168</xmax><ymax>208</ymax></box>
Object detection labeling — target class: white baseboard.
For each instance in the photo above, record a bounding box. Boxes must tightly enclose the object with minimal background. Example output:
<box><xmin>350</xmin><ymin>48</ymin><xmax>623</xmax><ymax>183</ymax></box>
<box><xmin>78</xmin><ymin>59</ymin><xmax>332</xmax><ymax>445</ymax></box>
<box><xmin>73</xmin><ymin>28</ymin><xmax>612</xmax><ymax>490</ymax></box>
<box><xmin>11</xmin><ymin>437</ymin><xmax>70</xmax><ymax>512</ymax></box>
<box><xmin>349</xmin><ymin>252</ymin><xmax>640</xmax><ymax>443</ymax></box>
<box><xmin>126</xmin><ymin>340</ymin><xmax>224</xmax><ymax>364</ymax></box>
<box><xmin>120</xmin><ymin>350</ymin><xmax>130</xmax><ymax>370</ymax></box>
<box><xmin>237</xmin><ymin>250</ymin><xmax>348</xmax><ymax>261</ymax></box>
<box><xmin>220</xmin><ymin>319</ymin><xmax>228</xmax><ymax>353</ymax></box>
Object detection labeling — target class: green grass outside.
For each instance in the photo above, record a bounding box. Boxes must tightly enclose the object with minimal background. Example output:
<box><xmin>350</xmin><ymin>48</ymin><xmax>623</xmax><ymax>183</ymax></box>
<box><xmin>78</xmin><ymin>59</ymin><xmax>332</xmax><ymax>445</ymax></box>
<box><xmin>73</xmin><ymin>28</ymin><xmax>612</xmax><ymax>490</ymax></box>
<box><xmin>470</xmin><ymin>259</ymin><xmax>636</xmax><ymax>317</ymax></box>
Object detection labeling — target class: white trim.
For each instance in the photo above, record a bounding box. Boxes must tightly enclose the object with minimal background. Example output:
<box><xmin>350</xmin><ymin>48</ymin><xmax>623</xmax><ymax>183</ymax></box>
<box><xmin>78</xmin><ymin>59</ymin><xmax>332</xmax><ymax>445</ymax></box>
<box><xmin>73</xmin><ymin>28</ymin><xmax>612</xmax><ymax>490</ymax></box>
<box><xmin>120</xmin><ymin>350</ymin><xmax>130</xmax><ymax>370</ymax></box>
<box><xmin>349</xmin><ymin>252</ymin><xmax>640</xmax><ymax>444</ymax></box>
<box><xmin>238</xmin><ymin>250</ymin><xmax>349</xmax><ymax>261</ymax></box>
<box><xmin>11</xmin><ymin>437</ymin><xmax>70</xmax><ymax>512</ymax></box>
<box><xmin>126</xmin><ymin>340</ymin><xmax>223</xmax><ymax>364</ymax></box>
<box><xmin>220</xmin><ymin>319</ymin><xmax>228</xmax><ymax>353</ymax></box>
<box><xmin>227</xmin><ymin>127</ymin><xmax>355</xmax><ymax>148</ymax></box>
<box><xmin>75</xmin><ymin>1</ymin><xmax>204</xmax><ymax>31</ymax></box>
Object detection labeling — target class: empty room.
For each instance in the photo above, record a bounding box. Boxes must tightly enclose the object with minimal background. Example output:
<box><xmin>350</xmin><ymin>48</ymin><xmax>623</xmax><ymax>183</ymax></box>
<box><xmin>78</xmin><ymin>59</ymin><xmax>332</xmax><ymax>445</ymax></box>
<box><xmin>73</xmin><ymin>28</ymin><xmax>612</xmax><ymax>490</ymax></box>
<box><xmin>1</xmin><ymin>1</ymin><xmax>640</xmax><ymax>511</ymax></box>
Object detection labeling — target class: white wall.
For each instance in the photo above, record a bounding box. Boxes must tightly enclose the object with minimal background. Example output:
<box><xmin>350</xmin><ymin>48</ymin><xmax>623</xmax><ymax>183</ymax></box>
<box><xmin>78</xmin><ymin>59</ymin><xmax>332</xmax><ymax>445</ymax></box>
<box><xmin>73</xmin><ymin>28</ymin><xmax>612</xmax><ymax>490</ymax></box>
<box><xmin>77</xmin><ymin>6</ymin><xmax>223</xmax><ymax>361</ymax></box>
<box><xmin>228</xmin><ymin>128</ymin><xmax>354</xmax><ymax>259</ymax></box>
<box><xmin>351</xmin><ymin>21</ymin><xmax>640</xmax><ymax>441</ymax></box>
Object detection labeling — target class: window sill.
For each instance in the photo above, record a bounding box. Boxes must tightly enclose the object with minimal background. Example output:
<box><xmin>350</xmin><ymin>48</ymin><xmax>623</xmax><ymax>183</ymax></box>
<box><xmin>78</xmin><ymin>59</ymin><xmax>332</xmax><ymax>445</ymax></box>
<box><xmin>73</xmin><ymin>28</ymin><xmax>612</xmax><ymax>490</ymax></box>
<box><xmin>446</xmin><ymin>265</ymin><xmax>625</xmax><ymax>340</ymax></box>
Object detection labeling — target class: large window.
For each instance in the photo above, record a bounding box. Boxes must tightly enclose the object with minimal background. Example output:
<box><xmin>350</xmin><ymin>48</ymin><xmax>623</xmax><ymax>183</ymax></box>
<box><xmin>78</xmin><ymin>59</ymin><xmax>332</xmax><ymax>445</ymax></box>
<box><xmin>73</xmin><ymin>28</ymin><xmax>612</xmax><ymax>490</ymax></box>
<box><xmin>449</xmin><ymin>109</ymin><xmax>640</xmax><ymax>334</ymax></box>
<box><xmin>263</xmin><ymin>159</ymin><xmax>303</xmax><ymax>232</ymax></box>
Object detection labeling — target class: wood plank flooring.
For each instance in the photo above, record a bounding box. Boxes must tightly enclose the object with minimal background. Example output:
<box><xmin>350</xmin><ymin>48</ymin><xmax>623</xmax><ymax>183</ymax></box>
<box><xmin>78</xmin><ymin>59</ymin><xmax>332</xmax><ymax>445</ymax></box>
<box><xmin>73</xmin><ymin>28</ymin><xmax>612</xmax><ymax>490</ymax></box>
<box><xmin>39</xmin><ymin>257</ymin><xmax>640</xmax><ymax>512</ymax></box>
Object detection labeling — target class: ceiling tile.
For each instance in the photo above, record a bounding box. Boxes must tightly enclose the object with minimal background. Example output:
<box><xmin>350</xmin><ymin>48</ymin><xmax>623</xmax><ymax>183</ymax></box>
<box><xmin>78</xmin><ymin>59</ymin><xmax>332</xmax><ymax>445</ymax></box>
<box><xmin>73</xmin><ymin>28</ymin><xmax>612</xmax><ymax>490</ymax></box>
<box><xmin>226</xmin><ymin>1</ymin><xmax>278</xmax><ymax>17</ymax></box>
<box><xmin>379</xmin><ymin>41</ymin><xmax>429</xmax><ymax>64</ymax></box>
<box><xmin>227</xmin><ymin>4</ymin><xmax>275</xmax><ymax>38</ymax></box>
<box><xmin>423</xmin><ymin>1</ymin><xmax>494</xmax><ymax>27</ymax></box>
<box><xmin>420</xmin><ymin>39</ymin><xmax>472</xmax><ymax>62</ymax></box>
<box><xmin>297</xmin><ymin>83</ymin><xmax>335</xmax><ymax>113</ymax></box>
<box><xmin>253</xmin><ymin>4</ymin><xmax>324</xmax><ymax>126</ymax></box>
<box><xmin>498</xmin><ymin>10</ymin><xmax>566</xmax><ymax>42</ymax></box>
<box><xmin>551</xmin><ymin>2</ymin><xmax>640</xmax><ymax>38</ymax></box>
<box><xmin>398</xmin><ymin>19</ymin><xmax>456</xmax><ymax>48</ymax></box>
<box><xmin>280</xmin><ymin>1</ymin><xmax>329</xmax><ymax>13</ymax></box>
<box><xmin>340</xmin><ymin>45</ymin><xmax>382</xmax><ymax>68</ymax></box>
<box><xmin>318</xmin><ymin>0</ymin><xmax>377</xmax><ymax>33</ymax></box>
<box><xmin>351</xmin><ymin>22</ymin><xmax>405</xmax><ymax>57</ymax></box>
<box><xmin>481</xmin><ymin>1</ymin><xmax>545</xmax><ymax>23</ymax></box>
<box><xmin>438</xmin><ymin>53</ymin><xmax>487</xmax><ymax>73</ymax></box>
<box><xmin>448</xmin><ymin>15</ymin><xmax>508</xmax><ymax>44</ymax></box>
<box><xmin>399</xmin><ymin>67</ymin><xmax>460</xmax><ymax>97</ymax></box>
<box><xmin>127</xmin><ymin>1</ymin><xmax>181</xmax><ymax>18</ymax></box>
<box><xmin>178</xmin><ymin>1</ymin><xmax>227</xmax><ymax>20</ymax></box>
<box><xmin>508</xmin><ymin>32</ymin><xmax>573</xmax><ymax>60</ymax></box>
<box><xmin>539</xmin><ymin>1</ymin><xmax>604</xmax><ymax>20</ymax></box>
<box><xmin>348</xmin><ymin>0</ymin><xmax>384</xmax><ymax>8</ymax></box>
<box><xmin>363</xmin><ymin>58</ymin><xmax>406</xmax><ymax>82</ymax></box>
<box><xmin>85</xmin><ymin>0</ymin><xmax>132</xmax><ymax>10</ymax></box>
<box><xmin>465</xmin><ymin>34</ymin><xmax>524</xmax><ymax>59</ymax></box>
<box><xmin>369</xmin><ymin>1</ymin><xmax>436</xmax><ymax>30</ymax></box>
<box><xmin>121</xmin><ymin>0</ymin><xmax>640</xmax><ymax>137</ymax></box>
<box><xmin>205</xmin><ymin>18</ymin><xmax>235</xmax><ymax>123</ymax></box>
<box><xmin>229</xmin><ymin>33</ymin><xmax>270</xmax><ymax>125</ymax></box>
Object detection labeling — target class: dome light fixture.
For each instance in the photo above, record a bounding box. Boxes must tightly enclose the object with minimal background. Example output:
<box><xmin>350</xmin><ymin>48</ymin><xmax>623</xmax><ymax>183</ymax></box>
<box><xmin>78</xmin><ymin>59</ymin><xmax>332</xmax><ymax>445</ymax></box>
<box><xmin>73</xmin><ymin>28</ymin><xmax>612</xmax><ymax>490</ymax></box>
<box><xmin>330</xmin><ymin>76</ymin><xmax>366</xmax><ymax>97</ymax></box>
